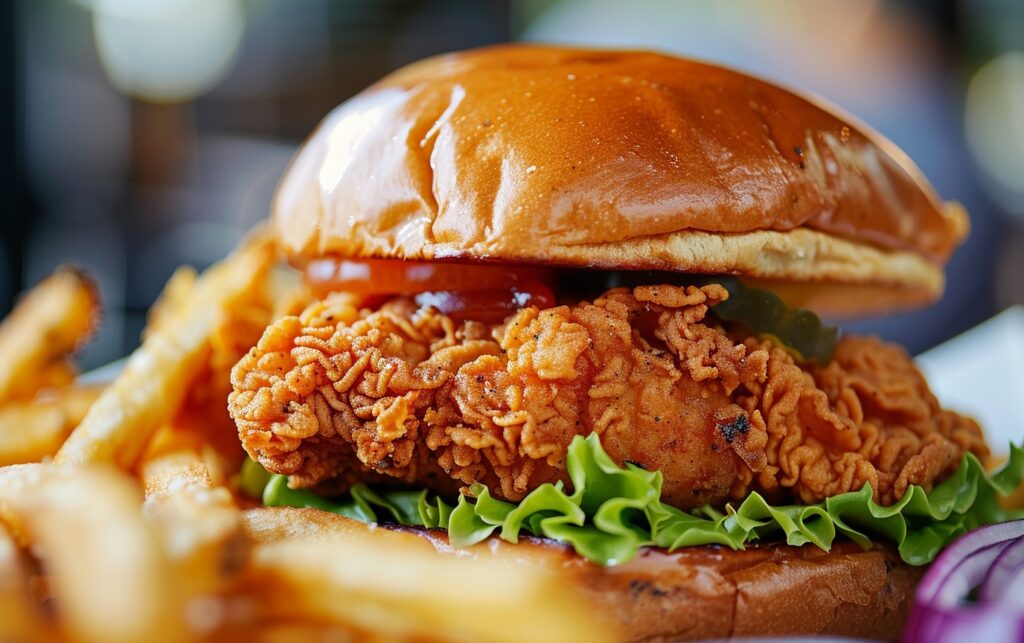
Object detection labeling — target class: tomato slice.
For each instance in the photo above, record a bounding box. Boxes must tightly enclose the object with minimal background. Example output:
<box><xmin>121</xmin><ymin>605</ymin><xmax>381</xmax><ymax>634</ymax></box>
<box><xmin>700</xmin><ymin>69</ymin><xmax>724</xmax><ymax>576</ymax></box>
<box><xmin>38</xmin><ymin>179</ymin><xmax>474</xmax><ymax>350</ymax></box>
<box><xmin>414</xmin><ymin>282</ymin><xmax>556</xmax><ymax>323</ymax></box>
<box><xmin>303</xmin><ymin>258</ymin><xmax>555</xmax><ymax>298</ymax></box>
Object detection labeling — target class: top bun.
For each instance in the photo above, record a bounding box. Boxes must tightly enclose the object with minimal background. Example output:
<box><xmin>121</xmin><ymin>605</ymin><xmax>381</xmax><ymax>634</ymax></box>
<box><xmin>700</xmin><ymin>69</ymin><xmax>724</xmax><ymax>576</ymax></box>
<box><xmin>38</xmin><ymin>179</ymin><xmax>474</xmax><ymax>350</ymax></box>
<box><xmin>273</xmin><ymin>45</ymin><xmax>967</xmax><ymax>311</ymax></box>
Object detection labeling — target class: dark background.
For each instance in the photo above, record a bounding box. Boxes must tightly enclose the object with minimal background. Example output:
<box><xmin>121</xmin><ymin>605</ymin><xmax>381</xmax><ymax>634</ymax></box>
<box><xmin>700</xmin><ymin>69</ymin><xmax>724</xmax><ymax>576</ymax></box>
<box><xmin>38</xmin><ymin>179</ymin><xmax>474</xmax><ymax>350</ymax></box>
<box><xmin>2</xmin><ymin>0</ymin><xmax>1022</xmax><ymax>370</ymax></box>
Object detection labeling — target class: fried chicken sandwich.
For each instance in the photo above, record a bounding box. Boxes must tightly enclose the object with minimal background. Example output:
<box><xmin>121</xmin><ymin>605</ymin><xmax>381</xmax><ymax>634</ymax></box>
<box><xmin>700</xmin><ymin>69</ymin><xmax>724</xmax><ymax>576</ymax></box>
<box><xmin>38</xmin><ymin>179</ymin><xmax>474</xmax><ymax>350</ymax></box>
<box><xmin>229</xmin><ymin>45</ymin><xmax>1023</xmax><ymax>641</ymax></box>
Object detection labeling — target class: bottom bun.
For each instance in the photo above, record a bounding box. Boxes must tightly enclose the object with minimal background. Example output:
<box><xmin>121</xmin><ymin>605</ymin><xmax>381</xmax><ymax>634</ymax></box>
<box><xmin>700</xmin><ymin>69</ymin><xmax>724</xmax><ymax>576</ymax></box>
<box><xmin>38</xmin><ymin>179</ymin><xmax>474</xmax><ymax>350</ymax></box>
<box><xmin>243</xmin><ymin>507</ymin><xmax>922</xmax><ymax>642</ymax></box>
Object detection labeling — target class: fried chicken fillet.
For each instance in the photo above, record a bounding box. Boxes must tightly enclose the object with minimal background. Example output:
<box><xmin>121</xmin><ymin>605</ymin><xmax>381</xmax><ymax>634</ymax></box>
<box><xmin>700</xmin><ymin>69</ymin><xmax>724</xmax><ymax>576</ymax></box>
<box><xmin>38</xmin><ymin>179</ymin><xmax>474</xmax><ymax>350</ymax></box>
<box><xmin>229</xmin><ymin>283</ymin><xmax>987</xmax><ymax>509</ymax></box>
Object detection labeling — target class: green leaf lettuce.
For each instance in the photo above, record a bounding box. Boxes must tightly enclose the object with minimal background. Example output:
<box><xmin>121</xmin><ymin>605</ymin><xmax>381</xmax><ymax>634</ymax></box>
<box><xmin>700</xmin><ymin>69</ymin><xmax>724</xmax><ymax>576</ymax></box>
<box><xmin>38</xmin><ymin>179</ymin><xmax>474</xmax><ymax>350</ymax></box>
<box><xmin>244</xmin><ymin>434</ymin><xmax>1024</xmax><ymax>567</ymax></box>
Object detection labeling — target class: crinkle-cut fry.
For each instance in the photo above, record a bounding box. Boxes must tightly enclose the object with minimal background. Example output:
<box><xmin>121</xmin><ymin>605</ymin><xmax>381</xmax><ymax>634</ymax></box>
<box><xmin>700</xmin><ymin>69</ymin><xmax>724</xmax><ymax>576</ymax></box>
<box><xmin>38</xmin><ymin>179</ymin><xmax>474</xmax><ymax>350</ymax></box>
<box><xmin>0</xmin><ymin>464</ymin><xmax>187</xmax><ymax>643</ymax></box>
<box><xmin>141</xmin><ymin>445</ymin><xmax>247</xmax><ymax>597</ymax></box>
<box><xmin>56</xmin><ymin>233</ymin><xmax>274</xmax><ymax>468</ymax></box>
<box><xmin>144</xmin><ymin>266</ymin><xmax>198</xmax><ymax>340</ymax></box>
<box><xmin>0</xmin><ymin>384</ymin><xmax>104</xmax><ymax>466</ymax></box>
<box><xmin>0</xmin><ymin>267</ymin><xmax>99</xmax><ymax>404</ymax></box>
<box><xmin>0</xmin><ymin>521</ymin><xmax>51</xmax><ymax>642</ymax></box>
<box><xmin>241</xmin><ymin>521</ymin><xmax>618</xmax><ymax>643</ymax></box>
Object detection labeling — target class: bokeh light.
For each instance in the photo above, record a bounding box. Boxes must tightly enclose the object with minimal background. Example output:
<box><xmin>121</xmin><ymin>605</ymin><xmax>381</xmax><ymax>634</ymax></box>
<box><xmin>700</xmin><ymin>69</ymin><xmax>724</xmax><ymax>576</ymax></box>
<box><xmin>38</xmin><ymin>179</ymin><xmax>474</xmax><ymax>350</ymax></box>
<box><xmin>91</xmin><ymin>0</ymin><xmax>244</xmax><ymax>102</ymax></box>
<box><xmin>965</xmin><ymin>51</ymin><xmax>1024</xmax><ymax>218</ymax></box>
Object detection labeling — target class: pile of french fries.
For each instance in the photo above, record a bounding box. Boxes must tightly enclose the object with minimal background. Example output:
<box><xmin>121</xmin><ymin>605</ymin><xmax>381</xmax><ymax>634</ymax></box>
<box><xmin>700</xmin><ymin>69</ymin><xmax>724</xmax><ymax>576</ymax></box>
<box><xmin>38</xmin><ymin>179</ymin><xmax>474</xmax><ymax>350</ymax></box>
<box><xmin>0</xmin><ymin>233</ymin><xmax>613</xmax><ymax>643</ymax></box>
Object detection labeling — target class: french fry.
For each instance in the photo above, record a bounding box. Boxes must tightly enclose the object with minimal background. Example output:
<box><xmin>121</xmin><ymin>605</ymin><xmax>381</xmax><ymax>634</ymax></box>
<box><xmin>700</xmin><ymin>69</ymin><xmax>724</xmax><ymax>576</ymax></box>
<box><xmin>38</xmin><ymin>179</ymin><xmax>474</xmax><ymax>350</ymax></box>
<box><xmin>0</xmin><ymin>521</ymin><xmax>51</xmax><ymax>642</ymax></box>
<box><xmin>182</xmin><ymin>258</ymin><xmax>278</xmax><ymax>464</ymax></box>
<box><xmin>141</xmin><ymin>444</ymin><xmax>247</xmax><ymax>597</ymax></box>
<box><xmin>0</xmin><ymin>267</ymin><xmax>99</xmax><ymax>404</ymax></box>
<box><xmin>216</xmin><ymin>622</ymin><xmax>375</xmax><ymax>643</ymax></box>
<box><xmin>144</xmin><ymin>265</ymin><xmax>198</xmax><ymax>340</ymax></box>
<box><xmin>240</xmin><ymin>506</ymin><xmax>434</xmax><ymax>546</ymax></box>
<box><xmin>240</xmin><ymin>514</ymin><xmax>617</xmax><ymax>643</ymax></box>
<box><xmin>56</xmin><ymin>234</ymin><xmax>274</xmax><ymax>468</ymax></box>
<box><xmin>0</xmin><ymin>464</ymin><xmax>187</xmax><ymax>643</ymax></box>
<box><xmin>0</xmin><ymin>384</ymin><xmax>104</xmax><ymax>466</ymax></box>
<box><xmin>29</xmin><ymin>357</ymin><xmax>78</xmax><ymax>392</ymax></box>
<box><xmin>141</xmin><ymin>419</ymin><xmax>238</xmax><ymax>487</ymax></box>
<box><xmin>266</xmin><ymin>263</ymin><xmax>311</xmax><ymax>320</ymax></box>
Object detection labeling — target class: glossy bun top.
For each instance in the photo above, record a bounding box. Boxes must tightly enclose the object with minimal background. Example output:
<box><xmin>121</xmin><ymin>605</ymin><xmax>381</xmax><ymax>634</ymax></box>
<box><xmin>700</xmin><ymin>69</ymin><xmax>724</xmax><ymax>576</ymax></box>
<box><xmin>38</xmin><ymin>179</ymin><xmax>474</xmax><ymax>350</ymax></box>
<box><xmin>274</xmin><ymin>45</ymin><xmax>968</xmax><ymax>309</ymax></box>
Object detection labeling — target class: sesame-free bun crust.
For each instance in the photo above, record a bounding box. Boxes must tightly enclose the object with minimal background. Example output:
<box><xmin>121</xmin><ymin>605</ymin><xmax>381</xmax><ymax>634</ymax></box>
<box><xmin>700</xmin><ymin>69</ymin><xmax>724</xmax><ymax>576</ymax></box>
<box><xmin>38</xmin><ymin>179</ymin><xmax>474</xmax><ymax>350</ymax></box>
<box><xmin>244</xmin><ymin>507</ymin><xmax>921</xmax><ymax>642</ymax></box>
<box><xmin>274</xmin><ymin>45</ymin><xmax>966</xmax><ymax>309</ymax></box>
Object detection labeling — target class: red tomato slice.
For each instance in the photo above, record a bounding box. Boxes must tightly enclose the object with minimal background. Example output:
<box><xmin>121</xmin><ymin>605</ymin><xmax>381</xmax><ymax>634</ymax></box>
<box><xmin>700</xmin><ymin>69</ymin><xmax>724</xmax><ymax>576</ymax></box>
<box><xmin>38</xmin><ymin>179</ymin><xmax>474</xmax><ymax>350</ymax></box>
<box><xmin>414</xmin><ymin>282</ymin><xmax>557</xmax><ymax>323</ymax></box>
<box><xmin>303</xmin><ymin>258</ymin><xmax>555</xmax><ymax>298</ymax></box>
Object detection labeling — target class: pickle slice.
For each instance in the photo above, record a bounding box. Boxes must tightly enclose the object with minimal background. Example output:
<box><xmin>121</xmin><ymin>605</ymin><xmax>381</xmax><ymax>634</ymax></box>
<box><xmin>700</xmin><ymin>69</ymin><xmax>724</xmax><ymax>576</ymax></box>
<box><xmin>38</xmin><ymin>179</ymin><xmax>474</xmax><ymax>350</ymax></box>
<box><xmin>705</xmin><ymin>277</ymin><xmax>839</xmax><ymax>365</ymax></box>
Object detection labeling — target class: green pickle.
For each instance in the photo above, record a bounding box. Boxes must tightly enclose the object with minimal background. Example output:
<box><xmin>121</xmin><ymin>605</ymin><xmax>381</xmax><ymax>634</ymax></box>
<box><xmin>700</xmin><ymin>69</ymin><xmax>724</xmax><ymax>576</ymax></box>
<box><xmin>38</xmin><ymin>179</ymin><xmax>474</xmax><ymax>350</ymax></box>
<box><xmin>705</xmin><ymin>277</ymin><xmax>839</xmax><ymax>365</ymax></box>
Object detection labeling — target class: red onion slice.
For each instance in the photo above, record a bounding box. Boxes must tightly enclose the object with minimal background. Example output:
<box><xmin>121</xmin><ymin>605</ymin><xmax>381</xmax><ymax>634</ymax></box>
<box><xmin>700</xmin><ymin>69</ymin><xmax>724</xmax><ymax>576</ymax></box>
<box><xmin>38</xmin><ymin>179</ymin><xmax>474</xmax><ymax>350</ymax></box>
<box><xmin>981</xmin><ymin>536</ymin><xmax>1024</xmax><ymax>607</ymax></box>
<box><xmin>904</xmin><ymin>601</ymin><xmax>1024</xmax><ymax>643</ymax></box>
<box><xmin>905</xmin><ymin>522</ymin><xmax>1024</xmax><ymax>643</ymax></box>
<box><xmin>916</xmin><ymin>521</ymin><xmax>1024</xmax><ymax>604</ymax></box>
<box><xmin>933</xmin><ymin>540</ymin><xmax>1013</xmax><ymax>606</ymax></box>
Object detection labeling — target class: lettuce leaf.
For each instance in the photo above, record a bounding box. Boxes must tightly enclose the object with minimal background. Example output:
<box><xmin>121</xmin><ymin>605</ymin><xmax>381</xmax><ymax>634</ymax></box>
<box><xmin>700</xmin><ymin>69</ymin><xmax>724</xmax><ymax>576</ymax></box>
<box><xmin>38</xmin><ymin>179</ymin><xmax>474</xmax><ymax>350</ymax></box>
<box><xmin>247</xmin><ymin>434</ymin><xmax>1024</xmax><ymax>567</ymax></box>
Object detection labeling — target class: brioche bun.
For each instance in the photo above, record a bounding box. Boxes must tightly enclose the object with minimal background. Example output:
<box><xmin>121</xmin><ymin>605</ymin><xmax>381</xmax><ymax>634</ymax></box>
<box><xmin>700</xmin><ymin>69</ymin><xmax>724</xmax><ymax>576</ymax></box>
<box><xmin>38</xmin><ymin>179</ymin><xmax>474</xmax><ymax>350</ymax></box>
<box><xmin>273</xmin><ymin>45</ymin><xmax>967</xmax><ymax>313</ymax></box>
<box><xmin>245</xmin><ymin>507</ymin><xmax>920</xmax><ymax>642</ymax></box>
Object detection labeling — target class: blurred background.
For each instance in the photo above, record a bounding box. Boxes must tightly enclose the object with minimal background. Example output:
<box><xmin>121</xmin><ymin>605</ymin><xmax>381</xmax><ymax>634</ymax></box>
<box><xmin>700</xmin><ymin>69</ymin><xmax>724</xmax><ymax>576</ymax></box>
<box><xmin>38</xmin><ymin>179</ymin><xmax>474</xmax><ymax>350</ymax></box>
<box><xmin>1</xmin><ymin>0</ymin><xmax>1022</xmax><ymax>369</ymax></box>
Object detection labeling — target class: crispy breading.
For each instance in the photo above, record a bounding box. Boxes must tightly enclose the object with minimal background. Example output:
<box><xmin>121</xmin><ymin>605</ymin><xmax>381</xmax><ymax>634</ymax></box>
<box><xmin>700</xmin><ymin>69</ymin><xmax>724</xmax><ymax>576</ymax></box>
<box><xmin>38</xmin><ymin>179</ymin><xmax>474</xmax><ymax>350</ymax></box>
<box><xmin>229</xmin><ymin>284</ymin><xmax>987</xmax><ymax>509</ymax></box>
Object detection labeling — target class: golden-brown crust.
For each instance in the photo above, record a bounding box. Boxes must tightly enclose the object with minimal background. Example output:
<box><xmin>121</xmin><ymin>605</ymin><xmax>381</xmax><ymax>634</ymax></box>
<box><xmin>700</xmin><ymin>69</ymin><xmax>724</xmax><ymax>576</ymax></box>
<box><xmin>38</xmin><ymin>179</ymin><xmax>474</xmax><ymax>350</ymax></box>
<box><xmin>243</xmin><ymin>507</ymin><xmax>922</xmax><ymax>642</ymax></box>
<box><xmin>274</xmin><ymin>44</ymin><xmax>965</xmax><ymax>307</ymax></box>
<box><xmin>229</xmin><ymin>284</ymin><xmax>987</xmax><ymax>508</ymax></box>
